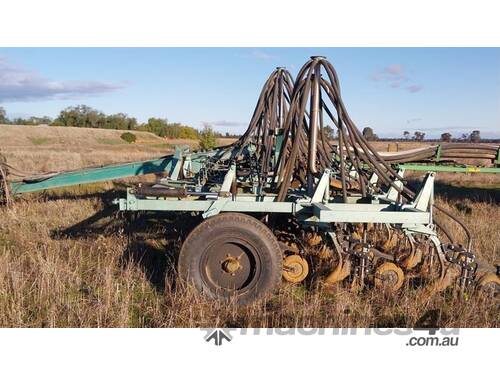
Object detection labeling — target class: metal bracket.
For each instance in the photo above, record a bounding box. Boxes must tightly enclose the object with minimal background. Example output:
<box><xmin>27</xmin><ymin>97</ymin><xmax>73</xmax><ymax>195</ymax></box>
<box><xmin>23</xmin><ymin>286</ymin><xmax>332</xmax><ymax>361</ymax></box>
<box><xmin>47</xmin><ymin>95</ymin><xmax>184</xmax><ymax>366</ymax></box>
<box><xmin>201</xmin><ymin>164</ymin><xmax>236</xmax><ymax>218</ymax></box>
<box><xmin>403</xmin><ymin>224</ymin><xmax>442</xmax><ymax>256</ymax></box>
<box><xmin>202</xmin><ymin>198</ymin><xmax>229</xmax><ymax>218</ymax></box>
<box><xmin>349</xmin><ymin>167</ymin><xmax>358</xmax><ymax>179</ymax></box>
<box><xmin>386</xmin><ymin>168</ymin><xmax>405</xmax><ymax>201</ymax></box>
<box><xmin>182</xmin><ymin>155</ymin><xmax>192</xmax><ymax>177</ymax></box>
<box><xmin>220</xmin><ymin>164</ymin><xmax>236</xmax><ymax>193</ymax></box>
<box><xmin>412</xmin><ymin>172</ymin><xmax>434</xmax><ymax>212</ymax></box>
<box><xmin>311</xmin><ymin>169</ymin><xmax>330</xmax><ymax>203</ymax></box>
<box><xmin>402</xmin><ymin>223</ymin><xmax>436</xmax><ymax>236</ymax></box>
<box><xmin>170</xmin><ymin>146</ymin><xmax>185</xmax><ymax>181</ymax></box>
<box><xmin>369</xmin><ymin>172</ymin><xmax>379</xmax><ymax>186</ymax></box>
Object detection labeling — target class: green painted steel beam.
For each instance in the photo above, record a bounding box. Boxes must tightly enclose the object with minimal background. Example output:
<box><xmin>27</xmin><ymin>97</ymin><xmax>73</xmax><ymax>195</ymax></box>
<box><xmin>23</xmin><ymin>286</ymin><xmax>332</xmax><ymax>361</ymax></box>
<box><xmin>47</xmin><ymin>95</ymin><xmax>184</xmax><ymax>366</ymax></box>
<box><xmin>9</xmin><ymin>156</ymin><xmax>176</xmax><ymax>194</ymax></box>
<box><xmin>395</xmin><ymin>163</ymin><xmax>500</xmax><ymax>174</ymax></box>
<box><xmin>118</xmin><ymin>190</ymin><xmax>431</xmax><ymax>224</ymax></box>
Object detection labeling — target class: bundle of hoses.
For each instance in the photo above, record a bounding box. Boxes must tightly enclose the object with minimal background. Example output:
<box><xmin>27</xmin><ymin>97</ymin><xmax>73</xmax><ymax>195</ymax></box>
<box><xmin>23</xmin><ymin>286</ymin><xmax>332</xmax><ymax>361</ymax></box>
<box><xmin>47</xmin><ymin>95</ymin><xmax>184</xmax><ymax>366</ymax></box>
<box><xmin>232</xmin><ymin>67</ymin><xmax>294</xmax><ymax>182</ymax></box>
<box><xmin>273</xmin><ymin>57</ymin><xmax>412</xmax><ymax>202</ymax></box>
<box><xmin>245</xmin><ymin>56</ymin><xmax>472</xmax><ymax>248</ymax></box>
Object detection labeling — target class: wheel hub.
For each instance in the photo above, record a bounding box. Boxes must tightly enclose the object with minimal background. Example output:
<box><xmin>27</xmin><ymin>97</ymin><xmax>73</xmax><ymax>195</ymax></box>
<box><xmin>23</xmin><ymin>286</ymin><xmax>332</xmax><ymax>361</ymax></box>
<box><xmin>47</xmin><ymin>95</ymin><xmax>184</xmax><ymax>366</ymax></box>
<box><xmin>221</xmin><ymin>256</ymin><xmax>241</xmax><ymax>274</ymax></box>
<box><xmin>381</xmin><ymin>270</ymin><xmax>398</xmax><ymax>285</ymax></box>
<box><xmin>202</xmin><ymin>241</ymin><xmax>258</xmax><ymax>292</ymax></box>
<box><xmin>374</xmin><ymin>262</ymin><xmax>405</xmax><ymax>291</ymax></box>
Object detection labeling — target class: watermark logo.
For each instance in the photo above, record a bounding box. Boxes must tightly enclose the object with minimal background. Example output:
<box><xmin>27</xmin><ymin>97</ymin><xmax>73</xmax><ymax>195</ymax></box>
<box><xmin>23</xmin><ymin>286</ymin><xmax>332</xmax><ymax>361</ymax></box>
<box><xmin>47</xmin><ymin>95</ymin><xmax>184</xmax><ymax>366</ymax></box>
<box><xmin>201</xmin><ymin>328</ymin><xmax>233</xmax><ymax>346</ymax></box>
<box><xmin>200</xmin><ymin>327</ymin><xmax>459</xmax><ymax>347</ymax></box>
<box><xmin>407</xmin><ymin>328</ymin><xmax>459</xmax><ymax>347</ymax></box>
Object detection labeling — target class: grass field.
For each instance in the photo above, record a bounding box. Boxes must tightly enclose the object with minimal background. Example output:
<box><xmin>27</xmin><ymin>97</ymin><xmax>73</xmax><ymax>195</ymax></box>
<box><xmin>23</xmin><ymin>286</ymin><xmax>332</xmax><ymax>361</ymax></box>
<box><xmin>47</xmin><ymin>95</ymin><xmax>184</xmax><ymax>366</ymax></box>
<box><xmin>0</xmin><ymin>124</ymin><xmax>236</xmax><ymax>173</ymax></box>
<box><xmin>0</xmin><ymin>125</ymin><xmax>498</xmax><ymax>327</ymax></box>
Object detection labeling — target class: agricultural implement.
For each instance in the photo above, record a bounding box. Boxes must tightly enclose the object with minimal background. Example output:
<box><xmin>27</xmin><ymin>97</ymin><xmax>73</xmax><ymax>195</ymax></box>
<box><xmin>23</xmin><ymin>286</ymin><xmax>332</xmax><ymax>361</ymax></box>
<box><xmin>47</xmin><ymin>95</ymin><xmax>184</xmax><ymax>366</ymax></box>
<box><xmin>1</xmin><ymin>57</ymin><xmax>499</xmax><ymax>304</ymax></box>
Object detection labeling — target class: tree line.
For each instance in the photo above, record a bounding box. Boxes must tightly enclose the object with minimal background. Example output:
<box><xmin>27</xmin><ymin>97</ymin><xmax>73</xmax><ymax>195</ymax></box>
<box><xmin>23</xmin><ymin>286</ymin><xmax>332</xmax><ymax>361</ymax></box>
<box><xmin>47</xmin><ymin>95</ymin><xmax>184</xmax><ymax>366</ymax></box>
<box><xmin>0</xmin><ymin>104</ymin><xmax>215</xmax><ymax>140</ymax></box>
<box><xmin>319</xmin><ymin>126</ymin><xmax>490</xmax><ymax>143</ymax></box>
<box><xmin>400</xmin><ymin>130</ymin><xmax>484</xmax><ymax>143</ymax></box>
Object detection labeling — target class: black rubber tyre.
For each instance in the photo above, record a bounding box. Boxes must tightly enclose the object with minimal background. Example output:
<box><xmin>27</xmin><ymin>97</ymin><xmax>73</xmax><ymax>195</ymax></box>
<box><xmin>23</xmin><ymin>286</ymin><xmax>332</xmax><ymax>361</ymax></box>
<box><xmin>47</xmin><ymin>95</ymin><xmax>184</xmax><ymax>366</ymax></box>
<box><xmin>178</xmin><ymin>213</ymin><xmax>282</xmax><ymax>305</ymax></box>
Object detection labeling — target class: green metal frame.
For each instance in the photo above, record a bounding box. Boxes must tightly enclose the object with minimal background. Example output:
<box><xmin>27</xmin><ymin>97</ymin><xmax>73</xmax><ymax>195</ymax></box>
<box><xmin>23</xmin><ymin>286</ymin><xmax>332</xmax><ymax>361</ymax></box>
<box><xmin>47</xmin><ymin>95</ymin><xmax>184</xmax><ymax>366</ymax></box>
<box><xmin>117</xmin><ymin>170</ymin><xmax>437</xmax><ymax>225</ymax></box>
<box><xmin>118</xmin><ymin>189</ymin><xmax>431</xmax><ymax>225</ymax></box>
<box><xmin>395</xmin><ymin>163</ymin><xmax>500</xmax><ymax>174</ymax></box>
<box><xmin>8</xmin><ymin>146</ymin><xmax>224</xmax><ymax>195</ymax></box>
<box><xmin>9</xmin><ymin>156</ymin><xmax>176</xmax><ymax>194</ymax></box>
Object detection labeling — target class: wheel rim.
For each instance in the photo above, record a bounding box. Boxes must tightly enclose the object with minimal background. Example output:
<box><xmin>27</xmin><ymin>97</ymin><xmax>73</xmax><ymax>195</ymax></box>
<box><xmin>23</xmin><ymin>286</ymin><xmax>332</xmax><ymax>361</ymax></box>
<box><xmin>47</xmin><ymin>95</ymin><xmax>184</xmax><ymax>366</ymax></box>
<box><xmin>282</xmin><ymin>254</ymin><xmax>309</xmax><ymax>283</ymax></box>
<box><xmin>380</xmin><ymin>270</ymin><xmax>399</xmax><ymax>287</ymax></box>
<box><xmin>200</xmin><ymin>237</ymin><xmax>261</xmax><ymax>294</ymax></box>
<box><xmin>375</xmin><ymin>262</ymin><xmax>404</xmax><ymax>291</ymax></box>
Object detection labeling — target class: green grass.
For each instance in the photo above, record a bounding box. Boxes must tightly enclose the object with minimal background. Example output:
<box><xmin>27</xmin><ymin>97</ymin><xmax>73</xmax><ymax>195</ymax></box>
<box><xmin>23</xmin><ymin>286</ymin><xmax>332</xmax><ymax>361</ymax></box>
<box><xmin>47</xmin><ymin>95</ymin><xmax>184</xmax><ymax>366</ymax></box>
<box><xmin>28</xmin><ymin>137</ymin><xmax>51</xmax><ymax>145</ymax></box>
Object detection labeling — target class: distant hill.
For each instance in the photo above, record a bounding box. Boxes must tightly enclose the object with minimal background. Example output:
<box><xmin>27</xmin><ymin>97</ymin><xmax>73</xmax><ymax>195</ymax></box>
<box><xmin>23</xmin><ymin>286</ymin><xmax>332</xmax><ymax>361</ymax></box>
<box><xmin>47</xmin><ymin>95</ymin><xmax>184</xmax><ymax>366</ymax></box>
<box><xmin>0</xmin><ymin>124</ymin><xmax>236</xmax><ymax>174</ymax></box>
<box><xmin>0</xmin><ymin>124</ymin><xmax>164</xmax><ymax>147</ymax></box>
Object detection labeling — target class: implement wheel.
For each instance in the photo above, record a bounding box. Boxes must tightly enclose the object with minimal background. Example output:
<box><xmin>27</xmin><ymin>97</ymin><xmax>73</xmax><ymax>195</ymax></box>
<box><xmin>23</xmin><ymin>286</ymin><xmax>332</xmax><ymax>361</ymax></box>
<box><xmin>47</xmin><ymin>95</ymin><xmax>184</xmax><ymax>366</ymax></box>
<box><xmin>374</xmin><ymin>262</ymin><xmax>405</xmax><ymax>292</ymax></box>
<box><xmin>477</xmin><ymin>273</ymin><xmax>500</xmax><ymax>298</ymax></box>
<box><xmin>282</xmin><ymin>255</ymin><xmax>309</xmax><ymax>283</ymax></box>
<box><xmin>178</xmin><ymin>213</ymin><xmax>282</xmax><ymax>305</ymax></box>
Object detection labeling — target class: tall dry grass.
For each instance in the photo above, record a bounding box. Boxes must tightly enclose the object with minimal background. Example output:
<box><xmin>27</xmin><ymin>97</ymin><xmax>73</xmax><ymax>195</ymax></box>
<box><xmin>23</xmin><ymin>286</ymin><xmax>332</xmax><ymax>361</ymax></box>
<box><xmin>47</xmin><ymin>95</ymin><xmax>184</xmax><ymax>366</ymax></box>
<box><xmin>0</xmin><ymin>182</ymin><xmax>498</xmax><ymax>328</ymax></box>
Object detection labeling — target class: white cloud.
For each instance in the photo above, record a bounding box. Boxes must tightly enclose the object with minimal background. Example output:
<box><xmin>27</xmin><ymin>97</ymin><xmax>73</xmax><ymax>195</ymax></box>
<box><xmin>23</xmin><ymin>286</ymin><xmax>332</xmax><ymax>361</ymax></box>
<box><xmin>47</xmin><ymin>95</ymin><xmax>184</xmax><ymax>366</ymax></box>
<box><xmin>371</xmin><ymin>64</ymin><xmax>407</xmax><ymax>83</ymax></box>
<box><xmin>0</xmin><ymin>56</ymin><xmax>125</xmax><ymax>102</ymax></box>
<box><xmin>371</xmin><ymin>64</ymin><xmax>423</xmax><ymax>93</ymax></box>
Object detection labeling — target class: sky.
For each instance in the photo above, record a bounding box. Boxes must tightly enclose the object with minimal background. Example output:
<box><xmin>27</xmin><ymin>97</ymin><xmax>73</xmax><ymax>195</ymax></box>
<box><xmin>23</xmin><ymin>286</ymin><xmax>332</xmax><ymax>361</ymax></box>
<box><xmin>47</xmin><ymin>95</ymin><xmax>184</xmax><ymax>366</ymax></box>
<box><xmin>0</xmin><ymin>48</ymin><xmax>498</xmax><ymax>138</ymax></box>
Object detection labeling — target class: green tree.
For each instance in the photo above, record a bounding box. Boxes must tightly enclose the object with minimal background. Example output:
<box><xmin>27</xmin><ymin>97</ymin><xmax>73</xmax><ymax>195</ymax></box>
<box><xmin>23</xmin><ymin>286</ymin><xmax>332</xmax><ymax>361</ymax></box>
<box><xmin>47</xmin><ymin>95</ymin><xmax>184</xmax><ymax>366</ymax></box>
<box><xmin>413</xmin><ymin>131</ymin><xmax>425</xmax><ymax>141</ymax></box>
<box><xmin>362</xmin><ymin>126</ymin><xmax>378</xmax><ymax>141</ymax></box>
<box><xmin>120</xmin><ymin>132</ymin><xmax>137</xmax><ymax>143</ymax></box>
<box><xmin>12</xmin><ymin>116</ymin><xmax>52</xmax><ymax>125</ymax></box>
<box><xmin>469</xmin><ymin>130</ymin><xmax>481</xmax><ymax>143</ymax></box>
<box><xmin>177</xmin><ymin>125</ymin><xmax>199</xmax><ymax>139</ymax></box>
<box><xmin>139</xmin><ymin>118</ymin><xmax>200</xmax><ymax>139</ymax></box>
<box><xmin>52</xmin><ymin>105</ymin><xmax>106</xmax><ymax>128</ymax></box>
<box><xmin>440</xmin><ymin>132</ymin><xmax>452</xmax><ymax>142</ymax></box>
<box><xmin>140</xmin><ymin>118</ymin><xmax>169</xmax><ymax>137</ymax></box>
<box><xmin>0</xmin><ymin>106</ymin><xmax>8</xmax><ymax>124</ymax></box>
<box><xmin>199</xmin><ymin>124</ymin><xmax>217</xmax><ymax>150</ymax></box>
<box><xmin>52</xmin><ymin>105</ymin><xmax>138</xmax><ymax>130</ymax></box>
<box><xmin>105</xmin><ymin>113</ymin><xmax>137</xmax><ymax>130</ymax></box>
